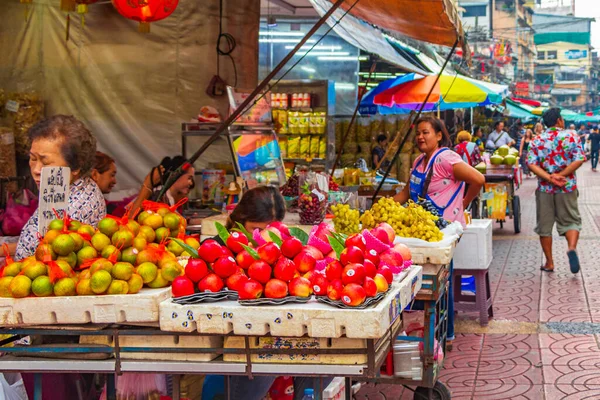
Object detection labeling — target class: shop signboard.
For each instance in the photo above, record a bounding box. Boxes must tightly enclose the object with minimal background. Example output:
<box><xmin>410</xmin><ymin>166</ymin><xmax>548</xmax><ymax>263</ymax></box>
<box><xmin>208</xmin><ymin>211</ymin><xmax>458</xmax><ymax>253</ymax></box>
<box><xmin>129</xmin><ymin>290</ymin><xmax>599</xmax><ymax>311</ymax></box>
<box><xmin>227</xmin><ymin>86</ymin><xmax>272</xmax><ymax>125</ymax></box>
<box><xmin>565</xmin><ymin>50</ymin><xmax>588</xmax><ymax>60</ymax></box>
<box><xmin>38</xmin><ymin>166</ymin><xmax>70</xmax><ymax>235</ymax></box>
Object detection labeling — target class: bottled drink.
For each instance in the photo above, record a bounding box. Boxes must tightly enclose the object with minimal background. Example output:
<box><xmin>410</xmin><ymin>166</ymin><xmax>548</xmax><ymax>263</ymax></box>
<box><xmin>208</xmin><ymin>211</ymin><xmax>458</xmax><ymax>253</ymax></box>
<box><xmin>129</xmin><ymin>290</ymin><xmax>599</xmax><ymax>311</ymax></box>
<box><xmin>301</xmin><ymin>388</ymin><xmax>315</xmax><ymax>400</ymax></box>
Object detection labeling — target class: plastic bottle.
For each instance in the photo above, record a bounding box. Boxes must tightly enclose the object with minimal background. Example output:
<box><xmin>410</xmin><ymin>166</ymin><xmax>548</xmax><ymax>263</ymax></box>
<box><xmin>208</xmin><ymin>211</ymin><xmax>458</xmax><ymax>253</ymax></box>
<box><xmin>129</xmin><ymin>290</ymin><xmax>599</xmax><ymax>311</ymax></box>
<box><xmin>301</xmin><ymin>388</ymin><xmax>315</xmax><ymax>400</ymax></box>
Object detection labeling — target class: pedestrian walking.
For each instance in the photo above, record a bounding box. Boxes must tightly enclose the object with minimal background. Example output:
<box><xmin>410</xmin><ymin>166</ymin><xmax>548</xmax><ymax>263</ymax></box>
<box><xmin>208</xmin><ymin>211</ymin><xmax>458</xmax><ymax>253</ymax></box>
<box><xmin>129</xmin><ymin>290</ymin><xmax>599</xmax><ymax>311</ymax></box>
<box><xmin>527</xmin><ymin>108</ymin><xmax>585</xmax><ymax>274</ymax></box>
<box><xmin>588</xmin><ymin>125</ymin><xmax>600</xmax><ymax>172</ymax></box>
<box><xmin>519</xmin><ymin>129</ymin><xmax>534</xmax><ymax>177</ymax></box>
<box><xmin>534</xmin><ymin>122</ymin><xmax>544</xmax><ymax>137</ymax></box>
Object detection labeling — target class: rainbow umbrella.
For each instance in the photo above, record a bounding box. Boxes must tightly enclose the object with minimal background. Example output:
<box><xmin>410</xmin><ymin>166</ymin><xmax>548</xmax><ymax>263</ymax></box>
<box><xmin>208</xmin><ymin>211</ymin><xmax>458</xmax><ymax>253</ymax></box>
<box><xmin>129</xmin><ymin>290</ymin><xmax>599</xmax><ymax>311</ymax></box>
<box><xmin>373</xmin><ymin>74</ymin><xmax>508</xmax><ymax>111</ymax></box>
<box><xmin>359</xmin><ymin>73</ymin><xmax>422</xmax><ymax>115</ymax></box>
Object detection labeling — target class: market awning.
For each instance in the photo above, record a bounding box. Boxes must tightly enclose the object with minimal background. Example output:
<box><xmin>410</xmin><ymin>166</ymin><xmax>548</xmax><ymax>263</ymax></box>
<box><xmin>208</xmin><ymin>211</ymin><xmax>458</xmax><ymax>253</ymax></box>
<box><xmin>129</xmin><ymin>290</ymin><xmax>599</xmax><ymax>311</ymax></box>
<box><xmin>511</xmin><ymin>97</ymin><xmax>542</xmax><ymax>107</ymax></box>
<box><xmin>505</xmin><ymin>99</ymin><xmax>537</xmax><ymax>119</ymax></box>
<box><xmin>322</xmin><ymin>0</ymin><xmax>466</xmax><ymax>50</ymax></box>
<box><xmin>307</xmin><ymin>0</ymin><xmax>431</xmax><ymax>74</ymax></box>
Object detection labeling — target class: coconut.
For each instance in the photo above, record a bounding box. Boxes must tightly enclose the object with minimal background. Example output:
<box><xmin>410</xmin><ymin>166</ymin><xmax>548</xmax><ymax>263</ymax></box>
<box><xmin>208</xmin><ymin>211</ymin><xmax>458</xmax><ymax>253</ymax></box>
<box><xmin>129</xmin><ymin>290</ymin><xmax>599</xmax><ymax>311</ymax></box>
<box><xmin>475</xmin><ymin>162</ymin><xmax>487</xmax><ymax>174</ymax></box>
<box><xmin>497</xmin><ymin>145</ymin><xmax>510</xmax><ymax>157</ymax></box>
<box><xmin>504</xmin><ymin>155</ymin><xmax>517</xmax><ymax>166</ymax></box>
<box><xmin>490</xmin><ymin>155</ymin><xmax>504</xmax><ymax>165</ymax></box>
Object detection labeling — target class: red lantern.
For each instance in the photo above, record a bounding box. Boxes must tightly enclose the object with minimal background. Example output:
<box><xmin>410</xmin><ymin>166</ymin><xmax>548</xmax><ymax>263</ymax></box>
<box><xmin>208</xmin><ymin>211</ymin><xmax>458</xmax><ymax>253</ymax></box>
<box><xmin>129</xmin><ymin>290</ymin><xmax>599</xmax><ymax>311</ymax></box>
<box><xmin>112</xmin><ymin>0</ymin><xmax>179</xmax><ymax>33</ymax></box>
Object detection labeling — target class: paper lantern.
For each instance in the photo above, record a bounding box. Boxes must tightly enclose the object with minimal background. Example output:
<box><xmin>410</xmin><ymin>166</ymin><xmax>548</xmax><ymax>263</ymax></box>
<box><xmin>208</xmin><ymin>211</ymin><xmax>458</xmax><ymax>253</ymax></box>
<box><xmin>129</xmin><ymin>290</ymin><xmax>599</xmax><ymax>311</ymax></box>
<box><xmin>112</xmin><ymin>0</ymin><xmax>179</xmax><ymax>33</ymax></box>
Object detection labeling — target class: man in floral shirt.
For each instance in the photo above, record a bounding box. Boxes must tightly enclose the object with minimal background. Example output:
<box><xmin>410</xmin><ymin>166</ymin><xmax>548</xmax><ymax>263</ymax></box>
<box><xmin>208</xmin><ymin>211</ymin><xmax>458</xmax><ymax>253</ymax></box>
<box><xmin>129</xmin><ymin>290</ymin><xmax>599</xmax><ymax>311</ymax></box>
<box><xmin>527</xmin><ymin>108</ymin><xmax>585</xmax><ymax>274</ymax></box>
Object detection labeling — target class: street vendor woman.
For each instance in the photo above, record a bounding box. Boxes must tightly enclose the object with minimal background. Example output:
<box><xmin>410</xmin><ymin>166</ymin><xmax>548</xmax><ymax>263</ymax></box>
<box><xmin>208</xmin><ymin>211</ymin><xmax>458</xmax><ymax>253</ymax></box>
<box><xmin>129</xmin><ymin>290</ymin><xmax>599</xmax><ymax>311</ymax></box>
<box><xmin>394</xmin><ymin>117</ymin><xmax>485</xmax><ymax>343</ymax></box>
<box><xmin>15</xmin><ymin>115</ymin><xmax>106</xmax><ymax>260</ymax></box>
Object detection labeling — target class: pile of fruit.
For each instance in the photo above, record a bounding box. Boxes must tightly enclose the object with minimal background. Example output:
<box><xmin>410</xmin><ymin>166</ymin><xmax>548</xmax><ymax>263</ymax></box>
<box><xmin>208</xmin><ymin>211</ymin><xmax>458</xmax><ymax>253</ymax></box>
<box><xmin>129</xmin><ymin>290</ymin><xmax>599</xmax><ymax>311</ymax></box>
<box><xmin>298</xmin><ymin>186</ymin><xmax>327</xmax><ymax>224</ymax></box>
<box><xmin>171</xmin><ymin>220</ymin><xmax>412</xmax><ymax>308</ymax></box>
<box><xmin>361</xmin><ymin>197</ymin><xmax>443</xmax><ymax>242</ymax></box>
<box><xmin>0</xmin><ymin>204</ymin><xmax>195</xmax><ymax>298</ymax></box>
<box><xmin>490</xmin><ymin>145</ymin><xmax>518</xmax><ymax>166</ymax></box>
<box><xmin>331</xmin><ymin>203</ymin><xmax>360</xmax><ymax>235</ymax></box>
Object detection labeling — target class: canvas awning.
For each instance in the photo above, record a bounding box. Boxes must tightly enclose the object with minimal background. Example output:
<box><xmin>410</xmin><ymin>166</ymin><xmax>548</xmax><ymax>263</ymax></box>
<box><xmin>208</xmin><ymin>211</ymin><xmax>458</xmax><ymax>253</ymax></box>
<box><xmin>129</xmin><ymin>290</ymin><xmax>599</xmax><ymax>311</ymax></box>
<box><xmin>323</xmin><ymin>0</ymin><xmax>466</xmax><ymax>50</ymax></box>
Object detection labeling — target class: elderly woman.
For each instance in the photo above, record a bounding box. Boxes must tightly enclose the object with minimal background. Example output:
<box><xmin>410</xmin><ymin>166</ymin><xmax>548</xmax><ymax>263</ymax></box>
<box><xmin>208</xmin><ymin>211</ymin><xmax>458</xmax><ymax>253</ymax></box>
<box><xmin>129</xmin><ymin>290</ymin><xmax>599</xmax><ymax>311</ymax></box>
<box><xmin>454</xmin><ymin>130</ymin><xmax>483</xmax><ymax>167</ymax></box>
<box><xmin>15</xmin><ymin>115</ymin><xmax>106</xmax><ymax>260</ymax></box>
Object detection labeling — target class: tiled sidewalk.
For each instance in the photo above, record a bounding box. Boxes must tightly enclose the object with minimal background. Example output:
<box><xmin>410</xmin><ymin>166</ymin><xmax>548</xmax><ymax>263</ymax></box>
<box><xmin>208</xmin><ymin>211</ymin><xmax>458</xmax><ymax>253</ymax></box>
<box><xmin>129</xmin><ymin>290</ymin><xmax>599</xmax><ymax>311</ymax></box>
<box><xmin>356</xmin><ymin>168</ymin><xmax>600</xmax><ymax>399</ymax></box>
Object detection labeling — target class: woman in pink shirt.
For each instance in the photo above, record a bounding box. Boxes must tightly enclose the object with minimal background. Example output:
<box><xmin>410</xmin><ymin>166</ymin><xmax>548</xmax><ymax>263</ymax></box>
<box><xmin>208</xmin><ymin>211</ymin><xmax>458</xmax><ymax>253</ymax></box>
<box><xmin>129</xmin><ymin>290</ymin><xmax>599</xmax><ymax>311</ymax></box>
<box><xmin>394</xmin><ymin>116</ymin><xmax>484</xmax><ymax>342</ymax></box>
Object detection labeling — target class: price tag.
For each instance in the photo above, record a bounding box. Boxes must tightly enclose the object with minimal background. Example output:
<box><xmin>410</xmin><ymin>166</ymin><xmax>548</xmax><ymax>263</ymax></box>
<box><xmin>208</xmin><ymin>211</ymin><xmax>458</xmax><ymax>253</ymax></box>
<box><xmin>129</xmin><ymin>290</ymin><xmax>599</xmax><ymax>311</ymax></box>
<box><xmin>311</xmin><ymin>189</ymin><xmax>325</xmax><ymax>202</ymax></box>
<box><xmin>38</xmin><ymin>166</ymin><xmax>70</xmax><ymax>235</ymax></box>
<box><xmin>5</xmin><ymin>100</ymin><xmax>19</xmax><ymax>113</ymax></box>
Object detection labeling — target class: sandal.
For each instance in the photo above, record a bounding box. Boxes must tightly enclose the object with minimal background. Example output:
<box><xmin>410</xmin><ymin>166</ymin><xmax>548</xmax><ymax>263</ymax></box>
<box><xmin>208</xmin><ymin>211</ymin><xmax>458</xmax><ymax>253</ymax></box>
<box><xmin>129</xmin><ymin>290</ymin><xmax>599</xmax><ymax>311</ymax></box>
<box><xmin>540</xmin><ymin>265</ymin><xmax>554</xmax><ymax>272</ymax></box>
<box><xmin>567</xmin><ymin>250</ymin><xmax>580</xmax><ymax>274</ymax></box>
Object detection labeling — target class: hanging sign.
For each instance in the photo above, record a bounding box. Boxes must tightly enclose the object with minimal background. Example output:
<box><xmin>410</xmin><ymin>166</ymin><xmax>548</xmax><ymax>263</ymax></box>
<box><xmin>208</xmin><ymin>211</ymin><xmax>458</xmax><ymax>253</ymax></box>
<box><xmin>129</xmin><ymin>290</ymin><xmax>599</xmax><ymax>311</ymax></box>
<box><xmin>38</xmin><ymin>166</ymin><xmax>70</xmax><ymax>235</ymax></box>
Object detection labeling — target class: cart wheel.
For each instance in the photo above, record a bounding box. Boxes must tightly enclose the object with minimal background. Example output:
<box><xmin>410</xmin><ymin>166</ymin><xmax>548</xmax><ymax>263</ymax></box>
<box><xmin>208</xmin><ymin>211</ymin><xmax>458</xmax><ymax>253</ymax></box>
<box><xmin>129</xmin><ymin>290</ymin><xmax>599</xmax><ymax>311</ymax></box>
<box><xmin>413</xmin><ymin>382</ymin><xmax>451</xmax><ymax>400</ymax></box>
<box><xmin>513</xmin><ymin>195</ymin><xmax>521</xmax><ymax>234</ymax></box>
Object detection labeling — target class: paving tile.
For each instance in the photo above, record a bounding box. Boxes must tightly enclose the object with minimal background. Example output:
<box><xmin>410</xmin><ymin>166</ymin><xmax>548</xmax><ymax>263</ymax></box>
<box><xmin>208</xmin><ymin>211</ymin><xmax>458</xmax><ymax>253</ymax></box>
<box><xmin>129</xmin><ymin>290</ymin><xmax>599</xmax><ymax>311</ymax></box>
<box><xmin>476</xmin><ymin>360</ymin><xmax>544</xmax><ymax>386</ymax></box>
<box><xmin>542</xmin><ymin>363</ymin><xmax>600</xmax><ymax>386</ymax></box>
<box><xmin>478</xmin><ymin>334</ymin><xmax>541</xmax><ymax>366</ymax></box>
<box><xmin>471</xmin><ymin>383</ymin><xmax>544</xmax><ymax>400</ymax></box>
<box><xmin>544</xmin><ymin>384</ymin><xmax>600</xmax><ymax>399</ymax></box>
<box><xmin>539</xmin><ymin>308</ymin><xmax>592</xmax><ymax>323</ymax></box>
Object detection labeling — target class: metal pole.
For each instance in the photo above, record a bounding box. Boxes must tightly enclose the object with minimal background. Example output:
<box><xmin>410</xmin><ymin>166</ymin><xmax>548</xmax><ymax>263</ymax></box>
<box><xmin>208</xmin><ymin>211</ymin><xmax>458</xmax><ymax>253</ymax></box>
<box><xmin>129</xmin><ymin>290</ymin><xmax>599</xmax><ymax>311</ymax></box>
<box><xmin>371</xmin><ymin>39</ymin><xmax>460</xmax><ymax>202</ymax></box>
<box><xmin>155</xmin><ymin>0</ymin><xmax>349</xmax><ymax>201</ymax></box>
<box><xmin>330</xmin><ymin>62</ymin><xmax>377</xmax><ymax>175</ymax></box>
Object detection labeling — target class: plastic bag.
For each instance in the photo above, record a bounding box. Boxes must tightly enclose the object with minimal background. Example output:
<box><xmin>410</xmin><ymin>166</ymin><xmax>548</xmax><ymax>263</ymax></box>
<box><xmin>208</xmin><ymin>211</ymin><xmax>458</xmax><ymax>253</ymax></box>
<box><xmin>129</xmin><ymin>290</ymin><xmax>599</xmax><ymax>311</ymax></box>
<box><xmin>0</xmin><ymin>373</ymin><xmax>28</xmax><ymax>400</ymax></box>
<box><xmin>0</xmin><ymin>189</ymin><xmax>38</xmax><ymax>237</ymax></box>
<box><xmin>100</xmin><ymin>374</ymin><xmax>167</xmax><ymax>400</ymax></box>
<box><xmin>393</xmin><ymin>222</ymin><xmax>463</xmax><ymax>248</ymax></box>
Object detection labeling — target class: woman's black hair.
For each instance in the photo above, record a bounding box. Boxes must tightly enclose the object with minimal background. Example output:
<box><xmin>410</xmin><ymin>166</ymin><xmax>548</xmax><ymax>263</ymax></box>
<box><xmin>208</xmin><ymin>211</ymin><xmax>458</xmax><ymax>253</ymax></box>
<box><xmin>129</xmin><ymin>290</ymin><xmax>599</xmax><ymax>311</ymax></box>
<box><xmin>377</xmin><ymin>134</ymin><xmax>387</xmax><ymax>144</ymax></box>
<box><xmin>415</xmin><ymin>117</ymin><xmax>453</xmax><ymax>149</ymax></box>
<box><xmin>226</xmin><ymin>186</ymin><xmax>286</xmax><ymax>229</ymax></box>
<box><xmin>160</xmin><ymin>156</ymin><xmax>187</xmax><ymax>175</ymax></box>
<box><xmin>472</xmin><ymin>125</ymin><xmax>481</xmax><ymax>135</ymax></box>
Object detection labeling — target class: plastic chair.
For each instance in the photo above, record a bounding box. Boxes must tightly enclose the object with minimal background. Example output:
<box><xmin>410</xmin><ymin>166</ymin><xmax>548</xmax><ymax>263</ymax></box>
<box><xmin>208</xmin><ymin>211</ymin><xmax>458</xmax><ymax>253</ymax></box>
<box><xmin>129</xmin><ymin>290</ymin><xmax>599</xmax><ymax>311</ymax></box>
<box><xmin>453</xmin><ymin>268</ymin><xmax>494</xmax><ymax>326</ymax></box>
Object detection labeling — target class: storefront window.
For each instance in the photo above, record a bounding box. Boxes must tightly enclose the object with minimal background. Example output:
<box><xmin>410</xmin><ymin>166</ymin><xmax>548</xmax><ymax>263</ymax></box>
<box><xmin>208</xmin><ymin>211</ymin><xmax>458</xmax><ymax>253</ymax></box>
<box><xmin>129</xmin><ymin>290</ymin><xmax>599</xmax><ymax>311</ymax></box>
<box><xmin>258</xmin><ymin>21</ymin><xmax>360</xmax><ymax>115</ymax></box>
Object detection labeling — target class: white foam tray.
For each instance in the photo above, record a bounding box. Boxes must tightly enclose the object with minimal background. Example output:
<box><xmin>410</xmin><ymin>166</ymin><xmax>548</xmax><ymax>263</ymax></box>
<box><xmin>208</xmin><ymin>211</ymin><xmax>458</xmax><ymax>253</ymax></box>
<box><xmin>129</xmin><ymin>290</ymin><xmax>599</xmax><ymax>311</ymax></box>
<box><xmin>0</xmin><ymin>288</ymin><xmax>171</xmax><ymax>326</ymax></box>
<box><xmin>159</xmin><ymin>265</ymin><xmax>422</xmax><ymax>339</ymax></box>
<box><xmin>80</xmin><ymin>334</ymin><xmax>222</xmax><ymax>362</ymax></box>
<box><xmin>407</xmin><ymin>245</ymin><xmax>455</xmax><ymax>266</ymax></box>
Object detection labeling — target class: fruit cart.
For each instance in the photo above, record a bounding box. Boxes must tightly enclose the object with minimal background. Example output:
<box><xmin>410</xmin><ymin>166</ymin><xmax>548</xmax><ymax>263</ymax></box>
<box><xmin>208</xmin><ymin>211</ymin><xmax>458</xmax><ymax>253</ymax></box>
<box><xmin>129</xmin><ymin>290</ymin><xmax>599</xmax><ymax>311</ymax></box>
<box><xmin>0</xmin><ymin>266</ymin><xmax>423</xmax><ymax>400</ymax></box>
<box><xmin>471</xmin><ymin>165</ymin><xmax>522</xmax><ymax>234</ymax></box>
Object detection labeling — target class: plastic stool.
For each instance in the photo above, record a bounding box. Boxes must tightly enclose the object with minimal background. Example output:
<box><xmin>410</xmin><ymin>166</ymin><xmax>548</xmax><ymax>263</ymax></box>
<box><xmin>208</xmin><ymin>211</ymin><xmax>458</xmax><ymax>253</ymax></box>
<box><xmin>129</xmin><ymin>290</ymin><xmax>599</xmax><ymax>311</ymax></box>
<box><xmin>453</xmin><ymin>268</ymin><xmax>494</xmax><ymax>326</ymax></box>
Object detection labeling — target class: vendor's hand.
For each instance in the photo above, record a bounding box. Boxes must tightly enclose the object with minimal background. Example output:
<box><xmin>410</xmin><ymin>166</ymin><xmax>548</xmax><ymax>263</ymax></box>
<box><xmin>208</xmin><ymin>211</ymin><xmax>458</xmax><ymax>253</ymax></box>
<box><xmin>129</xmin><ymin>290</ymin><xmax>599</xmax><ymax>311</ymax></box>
<box><xmin>549</xmin><ymin>174</ymin><xmax>567</xmax><ymax>187</ymax></box>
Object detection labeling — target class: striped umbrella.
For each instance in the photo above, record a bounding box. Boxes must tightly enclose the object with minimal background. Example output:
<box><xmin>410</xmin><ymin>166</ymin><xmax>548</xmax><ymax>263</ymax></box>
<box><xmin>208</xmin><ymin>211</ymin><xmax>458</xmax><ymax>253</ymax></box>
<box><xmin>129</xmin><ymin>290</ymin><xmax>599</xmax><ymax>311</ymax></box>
<box><xmin>373</xmin><ymin>74</ymin><xmax>508</xmax><ymax>111</ymax></box>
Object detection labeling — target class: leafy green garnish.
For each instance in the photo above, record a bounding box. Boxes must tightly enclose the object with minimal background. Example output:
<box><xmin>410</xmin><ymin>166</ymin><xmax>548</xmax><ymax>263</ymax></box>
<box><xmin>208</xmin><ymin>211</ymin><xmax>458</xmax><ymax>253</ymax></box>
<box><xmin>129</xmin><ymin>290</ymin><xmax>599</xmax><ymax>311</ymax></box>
<box><xmin>240</xmin><ymin>243</ymin><xmax>260</xmax><ymax>260</ymax></box>
<box><xmin>172</xmin><ymin>239</ymin><xmax>199</xmax><ymax>259</ymax></box>
<box><xmin>235</xmin><ymin>222</ymin><xmax>258</xmax><ymax>247</ymax></box>
<box><xmin>327</xmin><ymin>235</ymin><xmax>345</xmax><ymax>259</ymax></box>
<box><xmin>267</xmin><ymin>231</ymin><xmax>283</xmax><ymax>247</ymax></box>
<box><xmin>289</xmin><ymin>227</ymin><xmax>309</xmax><ymax>246</ymax></box>
<box><xmin>215</xmin><ymin>222</ymin><xmax>230</xmax><ymax>244</ymax></box>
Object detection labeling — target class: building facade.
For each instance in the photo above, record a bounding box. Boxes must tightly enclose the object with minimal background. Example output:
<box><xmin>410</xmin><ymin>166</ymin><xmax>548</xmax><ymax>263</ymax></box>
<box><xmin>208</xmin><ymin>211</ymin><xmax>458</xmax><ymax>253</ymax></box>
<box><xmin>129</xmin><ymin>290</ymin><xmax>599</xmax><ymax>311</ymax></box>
<box><xmin>533</xmin><ymin>13</ymin><xmax>595</xmax><ymax>111</ymax></box>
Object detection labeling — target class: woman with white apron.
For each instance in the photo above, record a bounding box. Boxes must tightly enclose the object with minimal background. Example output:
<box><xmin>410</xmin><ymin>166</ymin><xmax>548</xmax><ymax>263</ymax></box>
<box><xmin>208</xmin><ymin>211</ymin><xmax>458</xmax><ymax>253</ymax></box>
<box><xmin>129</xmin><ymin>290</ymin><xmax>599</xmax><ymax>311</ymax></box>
<box><xmin>395</xmin><ymin>117</ymin><xmax>485</xmax><ymax>343</ymax></box>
